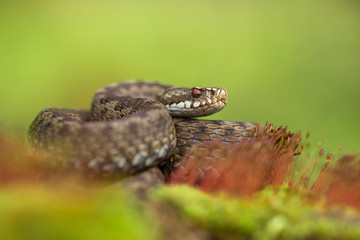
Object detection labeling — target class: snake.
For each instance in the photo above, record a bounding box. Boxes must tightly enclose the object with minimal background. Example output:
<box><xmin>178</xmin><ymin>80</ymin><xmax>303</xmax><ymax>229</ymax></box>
<box><xmin>28</xmin><ymin>81</ymin><xmax>257</xmax><ymax>178</ymax></box>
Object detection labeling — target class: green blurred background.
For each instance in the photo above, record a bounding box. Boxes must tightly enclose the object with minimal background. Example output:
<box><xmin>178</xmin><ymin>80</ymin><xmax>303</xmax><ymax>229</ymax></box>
<box><xmin>0</xmin><ymin>0</ymin><xmax>359</xmax><ymax>153</ymax></box>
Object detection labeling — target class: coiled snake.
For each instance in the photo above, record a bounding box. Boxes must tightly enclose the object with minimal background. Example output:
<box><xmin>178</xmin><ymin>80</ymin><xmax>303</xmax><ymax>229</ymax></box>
<box><xmin>29</xmin><ymin>81</ymin><xmax>257</xmax><ymax>178</ymax></box>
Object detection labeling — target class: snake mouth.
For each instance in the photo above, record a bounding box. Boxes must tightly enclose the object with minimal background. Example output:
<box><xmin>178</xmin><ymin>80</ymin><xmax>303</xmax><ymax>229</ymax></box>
<box><xmin>165</xmin><ymin>88</ymin><xmax>228</xmax><ymax>117</ymax></box>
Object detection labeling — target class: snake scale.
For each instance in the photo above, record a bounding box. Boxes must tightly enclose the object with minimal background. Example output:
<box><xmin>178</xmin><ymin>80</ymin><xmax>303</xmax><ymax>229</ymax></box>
<box><xmin>29</xmin><ymin>81</ymin><xmax>257</xmax><ymax>178</ymax></box>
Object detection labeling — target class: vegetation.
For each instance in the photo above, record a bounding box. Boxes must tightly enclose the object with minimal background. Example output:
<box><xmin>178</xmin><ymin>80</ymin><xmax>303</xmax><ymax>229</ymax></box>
<box><xmin>1</xmin><ymin>124</ymin><xmax>360</xmax><ymax>239</ymax></box>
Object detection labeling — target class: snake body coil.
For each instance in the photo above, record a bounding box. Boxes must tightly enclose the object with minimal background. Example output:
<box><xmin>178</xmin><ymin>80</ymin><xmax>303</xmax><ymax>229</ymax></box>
<box><xmin>29</xmin><ymin>81</ymin><xmax>256</xmax><ymax>177</ymax></box>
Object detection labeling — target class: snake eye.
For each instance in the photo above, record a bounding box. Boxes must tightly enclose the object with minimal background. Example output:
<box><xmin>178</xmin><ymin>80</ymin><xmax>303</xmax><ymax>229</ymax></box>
<box><xmin>191</xmin><ymin>88</ymin><xmax>202</xmax><ymax>98</ymax></box>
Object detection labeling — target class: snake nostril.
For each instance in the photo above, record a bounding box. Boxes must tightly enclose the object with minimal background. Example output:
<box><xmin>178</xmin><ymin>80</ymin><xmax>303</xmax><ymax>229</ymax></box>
<box><xmin>191</xmin><ymin>88</ymin><xmax>202</xmax><ymax>98</ymax></box>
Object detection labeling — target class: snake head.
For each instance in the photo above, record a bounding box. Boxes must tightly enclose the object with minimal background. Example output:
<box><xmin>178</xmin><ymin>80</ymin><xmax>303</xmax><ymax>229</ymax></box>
<box><xmin>157</xmin><ymin>87</ymin><xmax>228</xmax><ymax>117</ymax></box>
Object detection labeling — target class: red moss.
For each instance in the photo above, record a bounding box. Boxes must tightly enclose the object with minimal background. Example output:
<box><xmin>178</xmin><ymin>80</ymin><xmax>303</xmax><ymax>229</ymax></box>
<box><xmin>167</xmin><ymin>122</ymin><xmax>303</xmax><ymax>196</ymax></box>
<box><xmin>0</xmin><ymin>130</ymin><xmax>62</xmax><ymax>184</ymax></box>
<box><xmin>312</xmin><ymin>154</ymin><xmax>360</xmax><ymax>209</ymax></box>
<box><xmin>0</xmin><ymin>131</ymin><xmax>35</xmax><ymax>183</ymax></box>
<box><xmin>168</xmin><ymin>121</ymin><xmax>360</xmax><ymax>210</ymax></box>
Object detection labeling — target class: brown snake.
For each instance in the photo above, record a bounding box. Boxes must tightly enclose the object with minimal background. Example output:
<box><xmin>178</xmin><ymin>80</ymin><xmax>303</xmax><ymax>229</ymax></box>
<box><xmin>28</xmin><ymin>81</ymin><xmax>257</xmax><ymax>178</ymax></box>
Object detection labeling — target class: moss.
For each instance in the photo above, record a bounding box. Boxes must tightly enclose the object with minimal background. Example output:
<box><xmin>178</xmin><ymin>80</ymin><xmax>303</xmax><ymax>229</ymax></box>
<box><xmin>1</xmin><ymin>120</ymin><xmax>360</xmax><ymax>239</ymax></box>
<box><xmin>0</xmin><ymin>186</ymin><xmax>157</xmax><ymax>240</ymax></box>
<box><xmin>151</xmin><ymin>184</ymin><xmax>360</xmax><ymax>240</ymax></box>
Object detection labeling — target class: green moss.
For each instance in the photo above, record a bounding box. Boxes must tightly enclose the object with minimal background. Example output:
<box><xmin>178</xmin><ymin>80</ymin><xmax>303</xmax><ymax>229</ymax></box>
<box><xmin>0</xmin><ymin>186</ymin><xmax>157</xmax><ymax>240</ymax></box>
<box><xmin>151</xmin><ymin>184</ymin><xmax>360</xmax><ymax>239</ymax></box>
